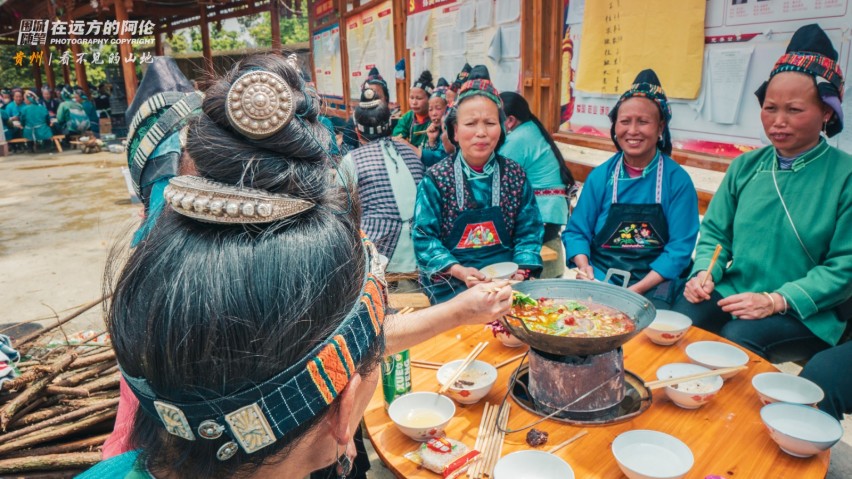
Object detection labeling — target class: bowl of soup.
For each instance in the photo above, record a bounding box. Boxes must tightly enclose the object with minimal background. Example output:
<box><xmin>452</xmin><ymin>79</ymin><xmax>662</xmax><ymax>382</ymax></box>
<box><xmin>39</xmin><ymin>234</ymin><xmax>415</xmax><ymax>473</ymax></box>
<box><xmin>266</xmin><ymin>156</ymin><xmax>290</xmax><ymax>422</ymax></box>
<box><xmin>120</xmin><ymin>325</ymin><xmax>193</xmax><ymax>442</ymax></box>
<box><xmin>644</xmin><ymin>310</ymin><xmax>692</xmax><ymax>346</ymax></box>
<box><xmin>387</xmin><ymin>392</ymin><xmax>455</xmax><ymax>442</ymax></box>
<box><xmin>436</xmin><ymin>360</ymin><xmax>498</xmax><ymax>405</ymax></box>
<box><xmin>612</xmin><ymin>430</ymin><xmax>694</xmax><ymax>479</ymax></box>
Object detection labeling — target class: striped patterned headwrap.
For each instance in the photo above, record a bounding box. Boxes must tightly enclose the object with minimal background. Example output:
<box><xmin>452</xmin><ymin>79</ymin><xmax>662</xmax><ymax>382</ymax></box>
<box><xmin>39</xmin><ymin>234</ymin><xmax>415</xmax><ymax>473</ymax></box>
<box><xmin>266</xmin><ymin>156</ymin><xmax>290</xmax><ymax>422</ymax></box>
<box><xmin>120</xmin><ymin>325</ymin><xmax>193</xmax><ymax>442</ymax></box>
<box><xmin>122</xmin><ymin>236</ymin><xmax>387</xmax><ymax>457</ymax></box>
<box><xmin>456</xmin><ymin>79</ymin><xmax>502</xmax><ymax>109</ymax></box>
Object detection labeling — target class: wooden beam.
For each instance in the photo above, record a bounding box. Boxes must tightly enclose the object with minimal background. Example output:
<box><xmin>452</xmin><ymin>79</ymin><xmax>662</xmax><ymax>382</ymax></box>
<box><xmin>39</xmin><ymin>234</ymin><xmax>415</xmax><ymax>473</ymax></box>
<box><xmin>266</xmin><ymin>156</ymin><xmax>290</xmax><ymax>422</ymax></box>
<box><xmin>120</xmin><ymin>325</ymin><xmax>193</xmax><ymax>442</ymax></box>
<box><xmin>392</xmin><ymin>0</ymin><xmax>406</xmax><ymax>110</ymax></box>
<box><xmin>199</xmin><ymin>5</ymin><xmax>214</xmax><ymax>76</ymax></box>
<box><xmin>64</xmin><ymin>4</ymin><xmax>90</xmax><ymax>97</ymax></box>
<box><xmin>60</xmin><ymin>46</ymin><xmax>71</xmax><ymax>86</ymax></box>
<box><xmin>271</xmin><ymin>0</ymin><xmax>282</xmax><ymax>52</ymax></box>
<box><xmin>113</xmin><ymin>0</ymin><xmax>138</xmax><ymax>104</ymax></box>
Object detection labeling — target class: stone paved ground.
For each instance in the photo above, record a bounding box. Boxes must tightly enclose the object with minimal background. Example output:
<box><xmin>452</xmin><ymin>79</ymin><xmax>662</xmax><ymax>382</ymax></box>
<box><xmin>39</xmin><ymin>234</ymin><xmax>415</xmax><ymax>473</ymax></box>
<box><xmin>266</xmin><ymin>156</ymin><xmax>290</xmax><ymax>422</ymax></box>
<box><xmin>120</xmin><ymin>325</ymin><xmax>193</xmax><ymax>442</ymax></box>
<box><xmin>1</xmin><ymin>149</ymin><xmax>848</xmax><ymax>478</ymax></box>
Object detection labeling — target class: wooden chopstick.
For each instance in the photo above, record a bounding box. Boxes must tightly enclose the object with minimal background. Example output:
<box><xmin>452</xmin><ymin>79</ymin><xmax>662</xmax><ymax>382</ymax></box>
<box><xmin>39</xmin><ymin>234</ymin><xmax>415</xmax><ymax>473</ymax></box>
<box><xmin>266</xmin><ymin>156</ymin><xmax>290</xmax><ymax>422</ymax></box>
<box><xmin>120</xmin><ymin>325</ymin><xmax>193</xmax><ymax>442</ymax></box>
<box><xmin>494</xmin><ymin>353</ymin><xmax>526</xmax><ymax>369</ymax></box>
<box><xmin>438</xmin><ymin>342</ymin><xmax>487</xmax><ymax>394</ymax></box>
<box><xmin>397</xmin><ymin>306</ymin><xmax>415</xmax><ymax>315</ymax></box>
<box><xmin>701</xmin><ymin>244</ymin><xmax>723</xmax><ymax>287</ymax></box>
<box><xmin>570</xmin><ymin>267</ymin><xmax>589</xmax><ymax>278</ymax></box>
<box><xmin>411</xmin><ymin>359</ymin><xmax>442</xmax><ymax>370</ymax></box>
<box><xmin>483</xmin><ymin>404</ymin><xmax>510</xmax><ymax>477</ymax></box>
<box><xmin>643</xmin><ymin>365</ymin><xmax>747</xmax><ymax>390</ymax></box>
<box><xmin>470</xmin><ymin>403</ymin><xmax>497</xmax><ymax>478</ymax></box>
<box><xmin>546</xmin><ymin>430</ymin><xmax>588</xmax><ymax>454</ymax></box>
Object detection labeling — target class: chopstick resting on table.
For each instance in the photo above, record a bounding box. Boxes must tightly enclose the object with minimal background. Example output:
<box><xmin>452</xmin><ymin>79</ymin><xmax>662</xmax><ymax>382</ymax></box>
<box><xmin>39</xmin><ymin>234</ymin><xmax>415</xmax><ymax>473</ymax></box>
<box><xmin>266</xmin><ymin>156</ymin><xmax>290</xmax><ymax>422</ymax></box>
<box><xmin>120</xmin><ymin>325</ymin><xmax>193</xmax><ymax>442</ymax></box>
<box><xmin>701</xmin><ymin>244</ymin><xmax>723</xmax><ymax>287</ymax></box>
<box><xmin>438</xmin><ymin>342</ymin><xmax>487</xmax><ymax>394</ymax></box>
<box><xmin>546</xmin><ymin>430</ymin><xmax>588</xmax><ymax>454</ymax></box>
<box><xmin>494</xmin><ymin>353</ymin><xmax>526</xmax><ymax>369</ymax></box>
<box><xmin>468</xmin><ymin>402</ymin><xmax>510</xmax><ymax>479</ymax></box>
<box><xmin>410</xmin><ymin>359</ymin><xmax>442</xmax><ymax>370</ymax></box>
<box><xmin>643</xmin><ymin>365</ymin><xmax>747</xmax><ymax>390</ymax></box>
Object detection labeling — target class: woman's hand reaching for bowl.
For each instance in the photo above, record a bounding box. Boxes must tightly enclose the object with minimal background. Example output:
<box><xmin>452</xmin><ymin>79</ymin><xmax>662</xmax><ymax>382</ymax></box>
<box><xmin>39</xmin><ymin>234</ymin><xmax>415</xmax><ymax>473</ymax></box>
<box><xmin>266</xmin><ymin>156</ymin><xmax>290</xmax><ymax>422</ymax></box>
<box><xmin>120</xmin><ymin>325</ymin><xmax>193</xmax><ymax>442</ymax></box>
<box><xmin>450</xmin><ymin>265</ymin><xmax>488</xmax><ymax>288</ymax></box>
<box><xmin>683</xmin><ymin>271</ymin><xmax>714</xmax><ymax>303</ymax></box>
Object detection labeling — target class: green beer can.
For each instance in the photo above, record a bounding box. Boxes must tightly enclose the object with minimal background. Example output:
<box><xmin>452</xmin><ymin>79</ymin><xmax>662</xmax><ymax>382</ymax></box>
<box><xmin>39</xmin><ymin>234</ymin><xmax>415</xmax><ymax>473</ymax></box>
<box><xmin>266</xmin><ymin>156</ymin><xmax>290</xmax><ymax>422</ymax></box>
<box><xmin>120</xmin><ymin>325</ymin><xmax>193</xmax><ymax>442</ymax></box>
<box><xmin>382</xmin><ymin>349</ymin><xmax>411</xmax><ymax>408</ymax></box>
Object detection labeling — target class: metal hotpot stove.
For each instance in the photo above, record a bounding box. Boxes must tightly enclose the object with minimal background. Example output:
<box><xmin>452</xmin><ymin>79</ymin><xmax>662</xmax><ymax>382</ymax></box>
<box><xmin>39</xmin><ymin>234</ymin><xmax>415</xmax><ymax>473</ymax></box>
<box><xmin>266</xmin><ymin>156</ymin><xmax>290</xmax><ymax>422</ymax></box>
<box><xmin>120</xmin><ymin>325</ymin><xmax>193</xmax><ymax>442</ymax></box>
<box><xmin>500</xmin><ymin>274</ymin><xmax>657</xmax><ymax>425</ymax></box>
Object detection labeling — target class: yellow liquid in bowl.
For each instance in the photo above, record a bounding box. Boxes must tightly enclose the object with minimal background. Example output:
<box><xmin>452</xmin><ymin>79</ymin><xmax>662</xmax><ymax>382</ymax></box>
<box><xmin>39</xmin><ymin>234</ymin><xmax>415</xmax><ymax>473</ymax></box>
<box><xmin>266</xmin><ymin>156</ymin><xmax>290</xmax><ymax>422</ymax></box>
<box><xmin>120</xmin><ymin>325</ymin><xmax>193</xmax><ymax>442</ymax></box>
<box><xmin>400</xmin><ymin>408</ymin><xmax>445</xmax><ymax>428</ymax></box>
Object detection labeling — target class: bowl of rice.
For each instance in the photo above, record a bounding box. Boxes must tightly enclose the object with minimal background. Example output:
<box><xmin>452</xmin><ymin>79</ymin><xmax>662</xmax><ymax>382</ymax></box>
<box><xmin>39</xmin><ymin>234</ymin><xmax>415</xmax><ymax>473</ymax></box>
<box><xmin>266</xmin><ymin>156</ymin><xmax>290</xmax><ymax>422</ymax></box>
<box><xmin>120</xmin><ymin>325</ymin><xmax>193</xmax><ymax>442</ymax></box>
<box><xmin>656</xmin><ymin>363</ymin><xmax>723</xmax><ymax>409</ymax></box>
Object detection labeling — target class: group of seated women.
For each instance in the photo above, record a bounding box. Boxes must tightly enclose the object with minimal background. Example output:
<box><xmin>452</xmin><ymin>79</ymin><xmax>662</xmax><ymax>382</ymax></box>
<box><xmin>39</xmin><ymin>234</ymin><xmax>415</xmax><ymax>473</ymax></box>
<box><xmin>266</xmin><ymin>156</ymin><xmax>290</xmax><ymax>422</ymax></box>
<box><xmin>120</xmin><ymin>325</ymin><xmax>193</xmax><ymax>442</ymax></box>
<box><xmin>80</xmin><ymin>22</ymin><xmax>848</xmax><ymax>478</ymax></box>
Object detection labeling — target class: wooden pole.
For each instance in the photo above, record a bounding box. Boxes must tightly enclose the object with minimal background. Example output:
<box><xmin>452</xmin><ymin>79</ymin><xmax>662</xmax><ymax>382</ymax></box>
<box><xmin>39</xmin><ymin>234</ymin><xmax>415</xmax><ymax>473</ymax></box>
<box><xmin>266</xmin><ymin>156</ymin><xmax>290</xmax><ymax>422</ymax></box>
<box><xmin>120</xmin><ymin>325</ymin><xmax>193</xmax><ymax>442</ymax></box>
<box><xmin>31</xmin><ymin>47</ymin><xmax>43</xmax><ymax>91</ymax></box>
<box><xmin>60</xmin><ymin>46</ymin><xmax>71</xmax><ymax>86</ymax></box>
<box><xmin>271</xmin><ymin>0</ymin><xmax>282</xmax><ymax>52</ymax></box>
<box><xmin>42</xmin><ymin>45</ymin><xmax>55</xmax><ymax>90</ymax></box>
<box><xmin>199</xmin><ymin>5</ymin><xmax>214</xmax><ymax>76</ymax></box>
<box><xmin>113</xmin><ymin>0</ymin><xmax>138</xmax><ymax>104</ymax></box>
<box><xmin>154</xmin><ymin>25</ymin><xmax>163</xmax><ymax>56</ymax></box>
<box><xmin>336</xmin><ymin>0</ymin><xmax>351</xmax><ymax>114</ymax></box>
<box><xmin>392</xmin><ymin>0</ymin><xmax>407</xmax><ymax>111</ymax></box>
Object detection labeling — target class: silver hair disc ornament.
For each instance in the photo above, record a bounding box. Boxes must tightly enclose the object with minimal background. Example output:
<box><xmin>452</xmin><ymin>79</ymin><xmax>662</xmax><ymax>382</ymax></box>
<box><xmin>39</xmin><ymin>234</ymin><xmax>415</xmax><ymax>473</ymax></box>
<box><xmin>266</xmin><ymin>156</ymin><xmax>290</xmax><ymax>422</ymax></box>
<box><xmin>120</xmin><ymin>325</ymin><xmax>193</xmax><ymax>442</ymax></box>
<box><xmin>226</xmin><ymin>70</ymin><xmax>295</xmax><ymax>139</ymax></box>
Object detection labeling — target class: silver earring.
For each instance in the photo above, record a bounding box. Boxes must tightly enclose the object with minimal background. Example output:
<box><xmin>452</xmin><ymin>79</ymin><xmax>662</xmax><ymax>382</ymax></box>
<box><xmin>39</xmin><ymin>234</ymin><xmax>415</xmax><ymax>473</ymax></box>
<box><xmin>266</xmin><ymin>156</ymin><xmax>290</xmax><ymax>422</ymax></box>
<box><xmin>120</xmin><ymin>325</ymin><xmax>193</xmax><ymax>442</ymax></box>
<box><xmin>337</xmin><ymin>453</ymin><xmax>352</xmax><ymax>478</ymax></box>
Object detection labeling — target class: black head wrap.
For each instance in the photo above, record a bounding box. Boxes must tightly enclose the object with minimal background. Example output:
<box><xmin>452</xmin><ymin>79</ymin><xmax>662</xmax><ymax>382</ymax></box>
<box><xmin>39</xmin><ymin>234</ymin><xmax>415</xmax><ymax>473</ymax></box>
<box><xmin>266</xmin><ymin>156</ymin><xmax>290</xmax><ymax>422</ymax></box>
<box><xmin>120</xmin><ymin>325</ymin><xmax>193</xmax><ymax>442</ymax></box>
<box><xmin>608</xmin><ymin>69</ymin><xmax>673</xmax><ymax>155</ymax></box>
<box><xmin>412</xmin><ymin>70</ymin><xmax>434</xmax><ymax>94</ymax></box>
<box><xmin>363</xmin><ymin>66</ymin><xmax>389</xmax><ymax>101</ymax></box>
<box><xmin>754</xmin><ymin>24</ymin><xmax>844</xmax><ymax>137</ymax></box>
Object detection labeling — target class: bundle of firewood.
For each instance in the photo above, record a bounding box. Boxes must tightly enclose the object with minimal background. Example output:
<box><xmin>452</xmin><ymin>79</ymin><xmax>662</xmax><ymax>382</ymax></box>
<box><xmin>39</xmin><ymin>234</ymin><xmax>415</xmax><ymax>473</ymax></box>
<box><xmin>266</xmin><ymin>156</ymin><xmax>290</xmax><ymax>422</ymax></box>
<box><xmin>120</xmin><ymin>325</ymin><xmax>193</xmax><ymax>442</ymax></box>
<box><xmin>0</xmin><ymin>296</ymin><xmax>117</xmax><ymax>478</ymax></box>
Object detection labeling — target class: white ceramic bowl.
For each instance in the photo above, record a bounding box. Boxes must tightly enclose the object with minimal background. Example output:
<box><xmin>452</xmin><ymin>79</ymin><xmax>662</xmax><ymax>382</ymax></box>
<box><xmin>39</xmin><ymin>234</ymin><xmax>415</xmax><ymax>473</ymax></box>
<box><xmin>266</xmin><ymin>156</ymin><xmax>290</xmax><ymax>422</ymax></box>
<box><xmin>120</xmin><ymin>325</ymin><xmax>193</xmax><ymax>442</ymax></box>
<box><xmin>436</xmin><ymin>360</ymin><xmax>498</xmax><ymax>405</ymax></box>
<box><xmin>752</xmin><ymin>372</ymin><xmax>824</xmax><ymax>406</ymax></box>
<box><xmin>481</xmin><ymin>262</ymin><xmax>518</xmax><ymax>280</ymax></box>
<box><xmin>760</xmin><ymin>402</ymin><xmax>843</xmax><ymax>457</ymax></box>
<box><xmin>387</xmin><ymin>392</ymin><xmax>455</xmax><ymax>442</ymax></box>
<box><xmin>644</xmin><ymin>310</ymin><xmax>692</xmax><ymax>346</ymax></box>
<box><xmin>655</xmin><ymin>363</ymin><xmax>723</xmax><ymax>409</ymax></box>
<box><xmin>612</xmin><ymin>430</ymin><xmax>694</xmax><ymax>479</ymax></box>
<box><xmin>493</xmin><ymin>450</ymin><xmax>575</xmax><ymax>479</ymax></box>
<box><xmin>685</xmin><ymin>341</ymin><xmax>749</xmax><ymax>379</ymax></box>
<box><xmin>496</xmin><ymin>331</ymin><xmax>525</xmax><ymax>348</ymax></box>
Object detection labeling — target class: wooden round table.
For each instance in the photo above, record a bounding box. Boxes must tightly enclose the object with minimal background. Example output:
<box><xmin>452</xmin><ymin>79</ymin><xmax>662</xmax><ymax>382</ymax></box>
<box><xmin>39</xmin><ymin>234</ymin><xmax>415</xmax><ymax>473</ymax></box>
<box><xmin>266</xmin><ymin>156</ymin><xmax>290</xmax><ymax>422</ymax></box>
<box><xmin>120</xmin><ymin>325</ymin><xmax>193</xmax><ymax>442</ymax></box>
<box><xmin>363</xmin><ymin>325</ymin><xmax>831</xmax><ymax>478</ymax></box>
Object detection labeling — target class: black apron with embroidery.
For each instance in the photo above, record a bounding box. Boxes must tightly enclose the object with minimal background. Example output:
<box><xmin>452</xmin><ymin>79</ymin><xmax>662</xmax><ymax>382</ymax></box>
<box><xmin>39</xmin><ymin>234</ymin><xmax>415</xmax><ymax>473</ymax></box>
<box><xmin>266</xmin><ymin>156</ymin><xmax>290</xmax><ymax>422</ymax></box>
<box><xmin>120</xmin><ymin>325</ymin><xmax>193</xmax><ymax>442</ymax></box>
<box><xmin>422</xmin><ymin>158</ymin><xmax>514</xmax><ymax>304</ymax></box>
<box><xmin>592</xmin><ymin>157</ymin><xmax>669</xmax><ymax>286</ymax></box>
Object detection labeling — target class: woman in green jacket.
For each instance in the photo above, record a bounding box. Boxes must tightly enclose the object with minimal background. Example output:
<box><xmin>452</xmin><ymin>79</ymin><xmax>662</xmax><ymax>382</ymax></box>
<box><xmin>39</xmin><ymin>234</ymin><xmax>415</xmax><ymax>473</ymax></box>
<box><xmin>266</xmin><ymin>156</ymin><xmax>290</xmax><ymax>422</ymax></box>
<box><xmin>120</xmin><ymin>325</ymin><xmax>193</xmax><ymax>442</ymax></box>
<box><xmin>20</xmin><ymin>90</ymin><xmax>54</xmax><ymax>144</ymax></box>
<box><xmin>674</xmin><ymin>24</ymin><xmax>851</xmax><ymax>363</ymax></box>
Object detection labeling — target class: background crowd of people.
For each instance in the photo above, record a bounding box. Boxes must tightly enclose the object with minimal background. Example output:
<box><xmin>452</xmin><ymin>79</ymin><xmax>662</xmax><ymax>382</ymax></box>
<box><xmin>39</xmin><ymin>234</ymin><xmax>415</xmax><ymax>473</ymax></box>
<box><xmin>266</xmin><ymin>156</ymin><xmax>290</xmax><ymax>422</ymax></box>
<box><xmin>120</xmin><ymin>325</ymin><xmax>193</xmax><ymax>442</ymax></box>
<box><xmin>0</xmin><ymin>83</ymin><xmax>110</xmax><ymax>150</ymax></box>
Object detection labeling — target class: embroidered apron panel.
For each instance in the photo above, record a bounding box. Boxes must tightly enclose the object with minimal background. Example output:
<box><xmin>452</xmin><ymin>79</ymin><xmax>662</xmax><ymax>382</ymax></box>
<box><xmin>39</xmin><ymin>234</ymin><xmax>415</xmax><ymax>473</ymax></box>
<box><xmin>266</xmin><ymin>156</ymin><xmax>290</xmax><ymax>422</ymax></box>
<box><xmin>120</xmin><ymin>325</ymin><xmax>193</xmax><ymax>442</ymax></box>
<box><xmin>455</xmin><ymin>221</ymin><xmax>503</xmax><ymax>249</ymax></box>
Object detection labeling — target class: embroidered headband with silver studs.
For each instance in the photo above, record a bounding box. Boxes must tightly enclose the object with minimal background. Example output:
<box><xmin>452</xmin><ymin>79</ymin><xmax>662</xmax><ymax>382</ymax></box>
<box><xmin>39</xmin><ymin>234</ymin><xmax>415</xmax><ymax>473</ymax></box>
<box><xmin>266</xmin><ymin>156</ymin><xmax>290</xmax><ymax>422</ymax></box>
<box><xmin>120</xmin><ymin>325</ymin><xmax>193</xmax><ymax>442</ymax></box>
<box><xmin>164</xmin><ymin>175</ymin><xmax>314</xmax><ymax>224</ymax></box>
<box><xmin>226</xmin><ymin>70</ymin><xmax>295</xmax><ymax>139</ymax></box>
<box><xmin>122</xmin><ymin>237</ymin><xmax>388</xmax><ymax>460</ymax></box>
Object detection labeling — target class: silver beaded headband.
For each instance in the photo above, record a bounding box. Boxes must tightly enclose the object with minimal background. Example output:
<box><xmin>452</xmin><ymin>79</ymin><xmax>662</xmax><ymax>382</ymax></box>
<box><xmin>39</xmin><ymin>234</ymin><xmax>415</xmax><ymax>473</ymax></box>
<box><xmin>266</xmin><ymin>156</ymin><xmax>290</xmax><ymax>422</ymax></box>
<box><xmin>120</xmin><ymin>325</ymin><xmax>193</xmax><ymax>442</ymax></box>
<box><xmin>356</xmin><ymin>123</ymin><xmax>389</xmax><ymax>135</ymax></box>
<box><xmin>164</xmin><ymin>176</ymin><xmax>314</xmax><ymax>224</ymax></box>
<box><xmin>226</xmin><ymin>70</ymin><xmax>296</xmax><ymax>140</ymax></box>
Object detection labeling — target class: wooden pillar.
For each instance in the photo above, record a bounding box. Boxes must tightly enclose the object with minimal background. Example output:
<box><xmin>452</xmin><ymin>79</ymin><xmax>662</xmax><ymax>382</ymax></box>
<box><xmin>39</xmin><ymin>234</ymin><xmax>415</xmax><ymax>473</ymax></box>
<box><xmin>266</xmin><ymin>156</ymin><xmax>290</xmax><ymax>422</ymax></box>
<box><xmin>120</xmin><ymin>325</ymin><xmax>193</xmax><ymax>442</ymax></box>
<box><xmin>271</xmin><ymin>0</ymin><xmax>282</xmax><ymax>52</ymax></box>
<box><xmin>199</xmin><ymin>5</ymin><xmax>213</xmax><ymax>75</ymax></box>
<box><xmin>392</xmin><ymin>0</ymin><xmax>407</xmax><ymax>110</ymax></box>
<box><xmin>61</xmin><ymin>45</ymin><xmax>71</xmax><ymax>86</ymax></box>
<box><xmin>67</xmin><ymin>36</ymin><xmax>90</xmax><ymax>96</ymax></box>
<box><xmin>31</xmin><ymin>47</ymin><xmax>43</xmax><ymax>90</ymax></box>
<box><xmin>114</xmin><ymin>0</ymin><xmax>138</xmax><ymax>104</ymax></box>
<box><xmin>336</xmin><ymin>0</ymin><xmax>351</xmax><ymax>114</ymax></box>
<box><xmin>154</xmin><ymin>25</ymin><xmax>164</xmax><ymax>56</ymax></box>
<box><xmin>42</xmin><ymin>45</ymin><xmax>56</xmax><ymax>90</ymax></box>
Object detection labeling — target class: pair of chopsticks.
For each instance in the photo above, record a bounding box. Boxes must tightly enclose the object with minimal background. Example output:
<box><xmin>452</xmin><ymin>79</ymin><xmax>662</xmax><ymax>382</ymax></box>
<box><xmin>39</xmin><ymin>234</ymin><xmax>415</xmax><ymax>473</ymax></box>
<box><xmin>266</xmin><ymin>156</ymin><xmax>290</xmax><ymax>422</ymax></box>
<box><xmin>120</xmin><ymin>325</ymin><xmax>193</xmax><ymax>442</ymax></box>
<box><xmin>438</xmin><ymin>342</ymin><xmax>487</xmax><ymax>394</ymax></box>
<box><xmin>569</xmin><ymin>267</ymin><xmax>590</xmax><ymax>279</ymax></box>
<box><xmin>412</xmin><ymin>353</ymin><xmax>526</xmax><ymax>371</ymax></box>
<box><xmin>411</xmin><ymin>359</ymin><xmax>442</xmax><ymax>370</ymax></box>
<box><xmin>396</xmin><ymin>306</ymin><xmax>415</xmax><ymax>316</ymax></box>
<box><xmin>546</xmin><ymin>430</ymin><xmax>588</xmax><ymax>454</ymax></box>
<box><xmin>643</xmin><ymin>365</ymin><xmax>747</xmax><ymax>390</ymax></box>
<box><xmin>469</xmin><ymin>402</ymin><xmax>510</xmax><ymax>478</ymax></box>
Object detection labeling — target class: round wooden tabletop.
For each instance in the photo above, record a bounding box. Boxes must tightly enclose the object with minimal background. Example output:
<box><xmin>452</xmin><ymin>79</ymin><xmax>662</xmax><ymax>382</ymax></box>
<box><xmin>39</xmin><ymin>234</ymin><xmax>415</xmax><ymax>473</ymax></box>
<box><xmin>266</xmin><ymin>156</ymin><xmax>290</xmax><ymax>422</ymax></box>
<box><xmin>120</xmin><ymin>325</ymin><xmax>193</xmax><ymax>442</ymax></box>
<box><xmin>363</xmin><ymin>324</ymin><xmax>831</xmax><ymax>478</ymax></box>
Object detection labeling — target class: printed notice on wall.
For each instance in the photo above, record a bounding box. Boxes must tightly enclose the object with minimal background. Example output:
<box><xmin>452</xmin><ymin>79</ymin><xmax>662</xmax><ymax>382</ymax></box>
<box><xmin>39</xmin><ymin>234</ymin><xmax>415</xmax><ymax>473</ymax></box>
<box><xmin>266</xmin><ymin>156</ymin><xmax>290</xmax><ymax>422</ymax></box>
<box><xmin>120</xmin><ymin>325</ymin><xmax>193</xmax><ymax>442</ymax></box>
<box><xmin>311</xmin><ymin>24</ymin><xmax>344</xmax><ymax>98</ymax></box>
<box><xmin>575</xmin><ymin>0</ymin><xmax>706</xmax><ymax>99</ymax></box>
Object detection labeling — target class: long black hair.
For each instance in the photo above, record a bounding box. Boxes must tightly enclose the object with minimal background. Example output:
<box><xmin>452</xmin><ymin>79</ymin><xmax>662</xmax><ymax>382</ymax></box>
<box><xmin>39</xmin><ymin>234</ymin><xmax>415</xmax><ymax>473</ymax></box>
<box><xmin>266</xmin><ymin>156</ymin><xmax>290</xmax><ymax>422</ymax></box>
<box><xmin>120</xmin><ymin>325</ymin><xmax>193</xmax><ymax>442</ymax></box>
<box><xmin>500</xmin><ymin>91</ymin><xmax>575</xmax><ymax>189</ymax></box>
<box><xmin>106</xmin><ymin>54</ymin><xmax>381</xmax><ymax>478</ymax></box>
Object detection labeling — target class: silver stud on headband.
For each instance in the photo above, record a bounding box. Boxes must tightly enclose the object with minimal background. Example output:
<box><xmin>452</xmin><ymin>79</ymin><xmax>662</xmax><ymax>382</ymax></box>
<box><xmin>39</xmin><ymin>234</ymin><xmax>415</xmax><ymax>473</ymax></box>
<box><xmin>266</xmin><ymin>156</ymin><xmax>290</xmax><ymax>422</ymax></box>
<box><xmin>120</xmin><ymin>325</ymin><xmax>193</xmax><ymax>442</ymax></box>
<box><xmin>199</xmin><ymin>420</ymin><xmax>226</xmax><ymax>440</ymax></box>
<box><xmin>165</xmin><ymin>175</ymin><xmax>314</xmax><ymax>224</ymax></box>
<box><xmin>226</xmin><ymin>70</ymin><xmax>295</xmax><ymax>139</ymax></box>
<box><xmin>217</xmin><ymin>441</ymin><xmax>239</xmax><ymax>461</ymax></box>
